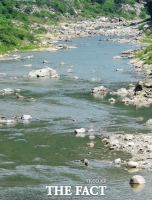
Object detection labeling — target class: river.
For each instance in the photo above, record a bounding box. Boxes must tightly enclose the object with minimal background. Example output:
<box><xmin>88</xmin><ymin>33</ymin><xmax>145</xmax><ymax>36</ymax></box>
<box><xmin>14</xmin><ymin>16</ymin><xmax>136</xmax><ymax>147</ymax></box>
<box><xmin>0</xmin><ymin>36</ymin><xmax>152</xmax><ymax>200</ymax></box>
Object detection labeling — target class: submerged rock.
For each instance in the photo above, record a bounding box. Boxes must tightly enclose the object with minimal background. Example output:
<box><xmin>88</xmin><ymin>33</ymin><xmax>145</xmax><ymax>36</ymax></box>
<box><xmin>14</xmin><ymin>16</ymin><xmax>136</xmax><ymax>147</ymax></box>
<box><xmin>89</xmin><ymin>135</ymin><xmax>95</xmax><ymax>140</ymax></box>
<box><xmin>87</xmin><ymin>141</ymin><xmax>95</xmax><ymax>147</ymax></box>
<box><xmin>67</xmin><ymin>69</ymin><xmax>73</xmax><ymax>73</ymax></box>
<box><xmin>113</xmin><ymin>56</ymin><xmax>122</xmax><ymax>59</ymax></box>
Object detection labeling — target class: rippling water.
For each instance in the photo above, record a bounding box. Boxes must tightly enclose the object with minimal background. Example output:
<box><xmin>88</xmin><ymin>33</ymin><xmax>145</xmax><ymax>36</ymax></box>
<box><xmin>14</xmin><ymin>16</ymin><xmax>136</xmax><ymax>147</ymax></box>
<box><xmin>0</xmin><ymin>36</ymin><xmax>152</xmax><ymax>200</ymax></box>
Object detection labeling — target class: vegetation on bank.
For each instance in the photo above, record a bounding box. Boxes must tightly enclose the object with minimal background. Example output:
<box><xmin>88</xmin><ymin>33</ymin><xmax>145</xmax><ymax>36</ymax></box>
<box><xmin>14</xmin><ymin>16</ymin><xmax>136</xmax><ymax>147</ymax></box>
<box><xmin>0</xmin><ymin>0</ymin><xmax>38</xmax><ymax>53</ymax></box>
<box><xmin>17</xmin><ymin>0</ymin><xmax>147</xmax><ymax>20</ymax></box>
<box><xmin>136</xmin><ymin>44</ymin><xmax>152</xmax><ymax>65</ymax></box>
<box><xmin>135</xmin><ymin>28</ymin><xmax>152</xmax><ymax>65</ymax></box>
<box><xmin>0</xmin><ymin>0</ymin><xmax>151</xmax><ymax>54</ymax></box>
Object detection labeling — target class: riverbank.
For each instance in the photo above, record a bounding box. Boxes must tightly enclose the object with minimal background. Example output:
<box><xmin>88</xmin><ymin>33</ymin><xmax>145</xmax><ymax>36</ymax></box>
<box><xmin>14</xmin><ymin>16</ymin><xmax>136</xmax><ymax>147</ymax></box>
<box><xmin>0</xmin><ymin>16</ymin><xmax>149</xmax><ymax>59</ymax></box>
<box><xmin>101</xmin><ymin>133</ymin><xmax>152</xmax><ymax>172</ymax></box>
<box><xmin>95</xmin><ymin>21</ymin><xmax>152</xmax><ymax>173</ymax></box>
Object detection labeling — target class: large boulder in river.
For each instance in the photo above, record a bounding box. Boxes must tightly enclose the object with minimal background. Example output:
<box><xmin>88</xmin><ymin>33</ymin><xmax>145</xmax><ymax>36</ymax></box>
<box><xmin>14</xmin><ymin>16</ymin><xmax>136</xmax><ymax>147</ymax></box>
<box><xmin>74</xmin><ymin>128</ymin><xmax>86</xmax><ymax>134</ymax></box>
<box><xmin>28</xmin><ymin>67</ymin><xmax>58</xmax><ymax>77</ymax></box>
<box><xmin>130</xmin><ymin>175</ymin><xmax>146</xmax><ymax>184</ymax></box>
<box><xmin>126</xmin><ymin>161</ymin><xmax>139</xmax><ymax>168</ymax></box>
<box><xmin>146</xmin><ymin>119</ymin><xmax>152</xmax><ymax>127</ymax></box>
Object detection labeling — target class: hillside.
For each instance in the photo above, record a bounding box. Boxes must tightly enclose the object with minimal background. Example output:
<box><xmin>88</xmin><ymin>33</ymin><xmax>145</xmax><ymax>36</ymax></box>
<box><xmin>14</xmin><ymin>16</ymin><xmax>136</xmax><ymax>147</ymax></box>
<box><xmin>0</xmin><ymin>0</ymin><xmax>151</xmax><ymax>54</ymax></box>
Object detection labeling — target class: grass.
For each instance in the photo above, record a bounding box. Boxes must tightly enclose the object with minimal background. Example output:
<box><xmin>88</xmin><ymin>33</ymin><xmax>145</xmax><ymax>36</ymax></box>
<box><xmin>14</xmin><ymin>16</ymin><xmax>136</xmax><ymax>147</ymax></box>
<box><xmin>145</xmin><ymin>53</ymin><xmax>152</xmax><ymax>64</ymax></box>
<box><xmin>135</xmin><ymin>52</ymin><xmax>144</xmax><ymax>60</ymax></box>
<box><xmin>135</xmin><ymin>25</ymin><xmax>152</xmax><ymax>65</ymax></box>
<box><xmin>18</xmin><ymin>44</ymin><xmax>40</xmax><ymax>51</ymax></box>
<box><xmin>135</xmin><ymin>43</ymin><xmax>152</xmax><ymax>65</ymax></box>
<box><xmin>145</xmin><ymin>29</ymin><xmax>152</xmax><ymax>37</ymax></box>
<box><xmin>138</xmin><ymin>24</ymin><xmax>145</xmax><ymax>30</ymax></box>
<box><xmin>0</xmin><ymin>45</ymin><xmax>15</xmax><ymax>54</ymax></box>
<box><xmin>140</xmin><ymin>38</ymin><xmax>152</xmax><ymax>44</ymax></box>
<box><xmin>144</xmin><ymin>44</ymin><xmax>152</xmax><ymax>53</ymax></box>
<box><xmin>0</xmin><ymin>44</ymin><xmax>40</xmax><ymax>54</ymax></box>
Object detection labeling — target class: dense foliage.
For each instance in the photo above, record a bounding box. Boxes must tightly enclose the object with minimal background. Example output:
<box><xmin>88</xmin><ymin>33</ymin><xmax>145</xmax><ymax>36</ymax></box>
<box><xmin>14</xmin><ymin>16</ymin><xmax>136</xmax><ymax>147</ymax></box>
<box><xmin>0</xmin><ymin>0</ymin><xmax>151</xmax><ymax>53</ymax></box>
<box><xmin>0</xmin><ymin>0</ymin><xmax>35</xmax><ymax>53</ymax></box>
<box><xmin>145</xmin><ymin>0</ymin><xmax>152</xmax><ymax>17</ymax></box>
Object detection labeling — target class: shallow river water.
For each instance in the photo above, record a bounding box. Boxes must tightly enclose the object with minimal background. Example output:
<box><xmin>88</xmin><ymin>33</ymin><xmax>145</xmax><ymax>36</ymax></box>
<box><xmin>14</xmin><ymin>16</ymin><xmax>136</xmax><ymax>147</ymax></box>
<box><xmin>0</xmin><ymin>36</ymin><xmax>152</xmax><ymax>200</ymax></box>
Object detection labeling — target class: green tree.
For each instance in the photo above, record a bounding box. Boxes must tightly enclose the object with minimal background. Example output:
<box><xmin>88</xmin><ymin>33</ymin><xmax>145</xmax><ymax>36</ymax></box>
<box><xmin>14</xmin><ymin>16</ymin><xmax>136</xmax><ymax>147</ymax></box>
<box><xmin>145</xmin><ymin>0</ymin><xmax>152</xmax><ymax>17</ymax></box>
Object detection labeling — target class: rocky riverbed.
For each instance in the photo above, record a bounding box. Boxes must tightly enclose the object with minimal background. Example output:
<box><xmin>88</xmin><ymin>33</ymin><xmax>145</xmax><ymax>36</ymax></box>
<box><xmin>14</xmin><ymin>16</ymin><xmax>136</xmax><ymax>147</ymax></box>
<box><xmin>1</xmin><ymin>16</ymin><xmax>150</xmax><ymax>61</ymax></box>
<box><xmin>101</xmin><ymin>133</ymin><xmax>152</xmax><ymax>172</ymax></box>
<box><xmin>1</xmin><ymin>15</ymin><xmax>152</xmax><ymax>174</ymax></box>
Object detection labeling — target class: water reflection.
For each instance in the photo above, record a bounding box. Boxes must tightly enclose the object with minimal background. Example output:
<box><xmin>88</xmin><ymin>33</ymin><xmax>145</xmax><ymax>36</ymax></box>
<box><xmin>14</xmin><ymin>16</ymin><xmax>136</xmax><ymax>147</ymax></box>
<box><xmin>130</xmin><ymin>183</ymin><xmax>146</xmax><ymax>192</ymax></box>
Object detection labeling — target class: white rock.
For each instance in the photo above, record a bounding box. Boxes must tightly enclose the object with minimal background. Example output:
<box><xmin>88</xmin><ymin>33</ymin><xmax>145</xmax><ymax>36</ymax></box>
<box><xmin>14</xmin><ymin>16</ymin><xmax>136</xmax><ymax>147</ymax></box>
<box><xmin>21</xmin><ymin>115</ymin><xmax>32</xmax><ymax>120</ymax></box>
<box><xmin>109</xmin><ymin>139</ymin><xmax>119</xmax><ymax>146</ymax></box>
<box><xmin>0</xmin><ymin>116</ymin><xmax>18</xmax><ymax>124</ymax></box>
<box><xmin>90</xmin><ymin>86</ymin><xmax>107</xmax><ymax>93</ymax></box>
<box><xmin>116</xmin><ymin>88</ymin><xmax>128</xmax><ymax>95</ymax></box>
<box><xmin>146</xmin><ymin>145</ymin><xmax>152</xmax><ymax>152</ymax></box>
<box><xmin>130</xmin><ymin>175</ymin><xmax>146</xmax><ymax>184</ymax></box>
<box><xmin>116</xmin><ymin>69</ymin><xmax>123</xmax><ymax>71</ymax></box>
<box><xmin>0</xmin><ymin>119</ymin><xmax>7</xmax><ymax>124</ymax></box>
<box><xmin>126</xmin><ymin>161</ymin><xmax>139</xmax><ymax>168</ymax></box>
<box><xmin>16</xmin><ymin>93</ymin><xmax>24</xmax><ymax>99</ymax></box>
<box><xmin>74</xmin><ymin>128</ymin><xmax>86</xmax><ymax>134</ymax></box>
<box><xmin>27</xmin><ymin>55</ymin><xmax>33</xmax><ymax>59</ymax></box>
<box><xmin>114</xmin><ymin>158</ymin><xmax>121</xmax><ymax>164</ymax></box>
<box><xmin>124</xmin><ymin>134</ymin><xmax>134</xmax><ymax>141</ymax></box>
<box><xmin>3</xmin><ymin>88</ymin><xmax>14</xmax><ymax>93</ymax></box>
<box><xmin>50</xmin><ymin>74</ymin><xmax>60</xmax><ymax>78</ymax></box>
<box><xmin>146</xmin><ymin>119</ymin><xmax>152</xmax><ymax>126</ymax></box>
<box><xmin>113</xmin><ymin>56</ymin><xmax>122</xmax><ymax>59</ymax></box>
<box><xmin>87</xmin><ymin>142</ymin><xmax>95</xmax><ymax>147</ymax></box>
<box><xmin>127</xmin><ymin>142</ymin><xmax>135</xmax><ymax>146</ymax></box>
<box><xmin>102</xmin><ymin>138</ymin><xmax>108</xmax><ymax>143</ymax></box>
<box><xmin>43</xmin><ymin>60</ymin><xmax>49</xmax><ymax>63</ymax></box>
<box><xmin>108</xmin><ymin>98</ymin><xmax>116</xmax><ymax>103</ymax></box>
<box><xmin>24</xmin><ymin>64</ymin><xmax>32</xmax><ymax>67</ymax></box>
<box><xmin>67</xmin><ymin>69</ymin><xmax>73</xmax><ymax>73</ymax></box>
<box><xmin>28</xmin><ymin>67</ymin><xmax>58</xmax><ymax>77</ymax></box>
